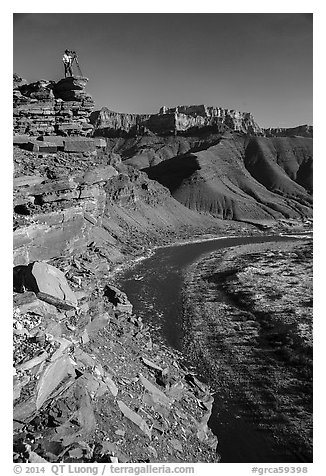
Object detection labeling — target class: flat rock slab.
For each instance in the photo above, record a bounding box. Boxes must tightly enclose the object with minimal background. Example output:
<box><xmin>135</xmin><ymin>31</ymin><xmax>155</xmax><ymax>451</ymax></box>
<box><xmin>39</xmin><ymin>136</ymin><xmax>65</xmax><ymax>147</ymax></box>
<box><xmin>32</xmin><ymin>262</ymin><xmax>77</xmax><ymax>309</ymax></box>
<box><xmin>63</xmin><ymin>138</ymin><xmax>96</xmax><ymax>153</ymax></box>
<box><xmin>13</xmin><ymin>291</ymin><xmax>61</xmax><ymax>318</ymax></box>
<box><xmin>14</xmin><ymin>175</ymin><xmax>45</xmax><ymax>188</ymax></box>
<box><xmin>25</xmin><ymin>141</ymin><xmax>58</xmax><ymax>153</ymax></box>
<box><xmin>94</xmin><ymin>138</ymin><xmax>107</xmax><ymax>148</ymax></box>
<box><xmin>13</xmin><ymin>135</ymin><xmax>31</xmax><ymax>145</ymax></box>
<box><xmin>57</xmin><ymin>123</ymin><xmax>82</xmax><ymax>132</ymax></box>
<box><xmin>13</xmin><ymin>262</ymin><xmax>77</xmax><ymax>310</ymax></box>
<box><xmin>81</xmin><ymin>123</ymin><xmax>94</xmax><ymax>131</ymax></box>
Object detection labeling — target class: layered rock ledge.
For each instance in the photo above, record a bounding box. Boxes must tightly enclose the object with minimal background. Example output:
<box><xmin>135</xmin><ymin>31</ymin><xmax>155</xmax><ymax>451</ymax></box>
<box><xmin>13</xmin><ymin>74</ymin><xmax>95</xmax><ymax>137</ymax></box>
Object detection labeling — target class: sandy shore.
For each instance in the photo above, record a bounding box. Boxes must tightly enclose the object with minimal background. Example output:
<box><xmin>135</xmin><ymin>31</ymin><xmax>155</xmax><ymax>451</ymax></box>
<box><xmin>182</xmin><ymin>239</ymin><xmax>313</xmax><ymax>462</ymax></box>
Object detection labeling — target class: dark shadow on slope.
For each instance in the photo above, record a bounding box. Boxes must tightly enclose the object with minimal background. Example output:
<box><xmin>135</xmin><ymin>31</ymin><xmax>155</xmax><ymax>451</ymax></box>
<box><xmin>143</xmin><ymin>153</ymin><xmax>201</xmax><ymax>193</ymax></box>
<box><xmin>244</xmin><ymin>138</ymin><xmax>312</xmax><ymax>203</ymax></box>
<box><xmin>176</xmin><ymin>123</ymin><xmax>229</xmax><ymax>137</ymax></box>
<box><xmin>120</xmin><ymin>133</ymin><xmax>225</xmax><ymax>162</ymax></box>
<box><xmin>244</xmin><ymin>138</ymin><xmax>286</xmax><ymax>190</ymax></box>
<box><xmin>296</xmin><ymin>157</ymin><xmax>313</xmax><ymax>194</ymax></box>
<box><xmin>89</xmin><ymin>110</ymin><xmax>100</xmax><ymax>125</ymax></box>
<box><xmin>13</xmin><ymin>264</ymin><xmax>38</xmax><ymax>293</ymax></box>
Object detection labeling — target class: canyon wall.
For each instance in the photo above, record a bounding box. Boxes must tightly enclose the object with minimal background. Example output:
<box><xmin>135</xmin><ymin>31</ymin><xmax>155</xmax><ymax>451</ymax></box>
<box><xmin>264</xmin><ymin>125</ymin><xmax>313</xmax><ymax>138</ymax></box>
<box><xmin>91</xmin><ymin>104</ymin><xmax>264</xmax><ymax>136</ymax></box>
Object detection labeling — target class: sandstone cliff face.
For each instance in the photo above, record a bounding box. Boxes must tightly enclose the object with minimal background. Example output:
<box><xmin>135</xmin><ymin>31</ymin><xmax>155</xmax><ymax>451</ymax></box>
<box><xmin>91</xmin><ymin>104</ymin><xmax>263</xmax><ymax>136</ymax></box>
<box><xmin>91</xmin><ymin>104</ymin><xmax>313</xmax><ymax>139</ymax></box>
<box><xmin>90</xmin><ymin>108</ymin><xmax>151</xmax><ymax>136</ymax></box>
<box><xmin>13</xmin><ymin>75</ymin><xmax>95</xmax><ymax>136</ymax></box>
<box><xmin>264</xmin><ymin>125</ymin><xmax>313</xmax><ymax>138</ymax></box>
<box><xmin>159</xmin><ymin>105</ymin><xmax>263</xmax><ymax>135</ymax></box>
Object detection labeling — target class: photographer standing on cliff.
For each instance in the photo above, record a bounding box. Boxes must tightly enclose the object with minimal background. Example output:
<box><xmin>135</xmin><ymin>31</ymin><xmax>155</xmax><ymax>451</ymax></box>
<box><xmin>62</xmin><ymin>49</ymin><xmax>73</xmax><ymax>77</ymax></box>
<box><xmin>62</xmin><ymin>49</ymin><xmax>83</xmax><ymax>78</ymax></box>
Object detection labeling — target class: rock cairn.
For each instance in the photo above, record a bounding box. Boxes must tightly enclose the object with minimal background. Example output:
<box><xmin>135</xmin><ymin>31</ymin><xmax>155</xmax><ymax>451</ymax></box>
<box><xmin>13</xmin><ymin>74</ymin><xmax>95</xmax><ymax>137</ymax></box>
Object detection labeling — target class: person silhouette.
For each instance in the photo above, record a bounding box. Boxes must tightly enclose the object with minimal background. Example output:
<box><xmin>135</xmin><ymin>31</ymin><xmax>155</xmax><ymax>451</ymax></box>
<box><xmin>62</xmin><ymin>49</ymin><xmax>73</xmax><ymax>78</ymax></box>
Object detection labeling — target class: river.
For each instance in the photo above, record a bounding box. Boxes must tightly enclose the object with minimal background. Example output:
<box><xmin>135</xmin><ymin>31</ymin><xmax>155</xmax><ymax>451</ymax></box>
<box><xmin>115</xmin><ymin>234</ymin><xmax>311</xmax><ymax>463</ymax></box>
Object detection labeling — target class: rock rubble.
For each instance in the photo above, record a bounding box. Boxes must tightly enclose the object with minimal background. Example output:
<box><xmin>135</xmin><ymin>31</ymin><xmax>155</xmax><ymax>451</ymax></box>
<box><xmin>13</xmin><ymin>252</ymin><xmax>218</xmax><ymax>463</ymax></box>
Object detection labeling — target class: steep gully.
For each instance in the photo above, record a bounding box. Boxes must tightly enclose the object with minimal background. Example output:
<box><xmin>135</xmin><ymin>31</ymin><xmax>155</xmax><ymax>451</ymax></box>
<box><xmin>115</xmin><ymin>234</ymin><xmax>311</xmax><ymax>463</ymax></box>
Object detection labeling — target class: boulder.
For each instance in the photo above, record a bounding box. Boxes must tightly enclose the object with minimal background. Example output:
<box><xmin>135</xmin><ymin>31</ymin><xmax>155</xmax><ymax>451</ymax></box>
<box><xmin>13</xmin><ymin>208</ymin><xmax>89</xmax><ymax>265</ymax></box>
<box><xmin>19</xmin><ymin>80</ymin><xmax>55</xmax><ymax>99</ymax></box>
<box><xmin>13</xmin><ymin>262</ymin><xmax>77</xmax><ymax>310</ymax></box>
<box><xmin>13</xmin><ymin>73</ymin><xmax>28</xmax><ymax>90</ymax></box>
<box><xmin>104</xmin><ymin>284</ymin><xmax>133</xmax><ymax>314</ymax></box>
<box><xmin>54</xmin><ymin>77</ymin><xmax>89</xmax><ymax>93</ymax></box>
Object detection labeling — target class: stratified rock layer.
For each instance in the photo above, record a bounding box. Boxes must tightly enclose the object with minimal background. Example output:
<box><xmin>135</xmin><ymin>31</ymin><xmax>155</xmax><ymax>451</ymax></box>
<box><xmin>13</xmin><ymin>151</ymin><xmax>224</xmax><ymax>266</ymax></box>
<box><xmin>91</xmin><ymin>104</ymin><xmax>263</xmax><ymax>136</ymax></box>
<box><xmin>91</xmin><ymin>109</ymin><xmax>151</xmax><ymax>137</ymax></box>
<box><xmin>13</xmin><ymin>75</ymin><xmax>95</xmax><ymax>136</ymax></box>
<box><xmin>159</xmin><ymin>105</ymin><xmax>263</xmax><ymax>134</ymax></box>
<box><xmin>264</xmin><ymin>125</ymin><xmax>313</xmax><ymax>138</ymax></box>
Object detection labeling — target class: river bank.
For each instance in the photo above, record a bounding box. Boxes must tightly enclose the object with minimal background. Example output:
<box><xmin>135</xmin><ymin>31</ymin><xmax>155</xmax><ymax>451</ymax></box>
<box><xmin>13</xmin><ymin>223</ymin><xmax>312</xmax><ymax>463</ymax></box>
<box><xmin>109</xmin><ymin>223</ymin><xmax>312</xmax><ymax>282</ymax></box>
<box><xmin>182</xmin><ymin>239</ymin><xmax>313</xmax><ymax>462</ymax></box>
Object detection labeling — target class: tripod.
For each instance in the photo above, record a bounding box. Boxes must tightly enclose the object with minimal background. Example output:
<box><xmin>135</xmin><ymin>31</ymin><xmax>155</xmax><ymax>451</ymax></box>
<box><xmin>71</xmin><ymin>53</ymin><xmax>83</xmax><ymax>77</ymax></box>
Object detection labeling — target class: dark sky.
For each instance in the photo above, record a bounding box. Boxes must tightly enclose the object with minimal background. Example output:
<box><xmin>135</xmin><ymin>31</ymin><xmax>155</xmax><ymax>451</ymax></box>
<box><xmin>13</xmin><ymin>13</ymin><xmax>313</xmax><ymax>127</ymax></box>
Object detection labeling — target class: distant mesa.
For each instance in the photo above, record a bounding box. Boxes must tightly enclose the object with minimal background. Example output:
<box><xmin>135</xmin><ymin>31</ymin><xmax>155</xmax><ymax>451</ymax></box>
<box><xmin>264</xmin><ymin>125</ymin><xmax>313</xmax><ymax>138</ymax></box>
<box><xmin>90</xmin><ymin>103</ymin><xmax>264</xmax><ymax>137</ymax></box>
<box><xmin>90</xmin><ymin>104</ymin><xmax>313</xmax><ymax>139</ymax></box>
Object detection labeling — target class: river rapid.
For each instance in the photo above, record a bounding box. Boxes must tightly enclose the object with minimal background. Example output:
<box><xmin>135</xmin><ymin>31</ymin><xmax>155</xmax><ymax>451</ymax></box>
<box><xmin>115</xmin><ymin>234</ymin><xmax>312</xmax><ymax>463</ymax></box>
